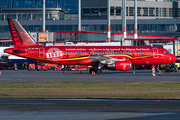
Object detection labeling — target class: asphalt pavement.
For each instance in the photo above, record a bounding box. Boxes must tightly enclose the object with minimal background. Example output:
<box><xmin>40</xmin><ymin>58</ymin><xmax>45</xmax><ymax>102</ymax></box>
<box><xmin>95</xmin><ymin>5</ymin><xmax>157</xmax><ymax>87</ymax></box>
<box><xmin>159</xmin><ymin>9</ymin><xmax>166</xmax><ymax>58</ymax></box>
<box><xmin>0</xmin><ymin>70</ymin><xmax>180</xmax><ymax>120</ymax></box>
<box><xmin>0</xmin><ymin>98</ymin><xmax>180</xmax><ymax>120</ymax></box>
<box><xmin>0</xmin><ymin>69</ymin><xmax>180</xmax><ymax>82</ymax></box>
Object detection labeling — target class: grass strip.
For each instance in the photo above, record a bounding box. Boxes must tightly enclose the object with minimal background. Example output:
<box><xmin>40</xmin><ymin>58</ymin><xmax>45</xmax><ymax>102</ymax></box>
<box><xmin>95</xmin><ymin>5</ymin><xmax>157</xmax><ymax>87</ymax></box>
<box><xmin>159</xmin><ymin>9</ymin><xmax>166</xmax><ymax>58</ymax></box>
<box><xmin>0</xmin><ymin>81</ymin><xmax>180</xmax><ymax>99</ymax></box>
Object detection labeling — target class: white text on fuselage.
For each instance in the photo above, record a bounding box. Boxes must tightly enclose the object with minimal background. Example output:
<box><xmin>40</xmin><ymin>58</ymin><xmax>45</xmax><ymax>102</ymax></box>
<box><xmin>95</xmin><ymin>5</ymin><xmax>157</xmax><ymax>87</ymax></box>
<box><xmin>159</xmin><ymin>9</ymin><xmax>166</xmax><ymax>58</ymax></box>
<box><xmin>65</xmin><ymin>48</ymin><xmax>150</xmax><ymax>51</ymax></box>
<box><xmin>46</xmin><ymin>48</ymin><xmax>63</xmax><ymax>61</ymax></box>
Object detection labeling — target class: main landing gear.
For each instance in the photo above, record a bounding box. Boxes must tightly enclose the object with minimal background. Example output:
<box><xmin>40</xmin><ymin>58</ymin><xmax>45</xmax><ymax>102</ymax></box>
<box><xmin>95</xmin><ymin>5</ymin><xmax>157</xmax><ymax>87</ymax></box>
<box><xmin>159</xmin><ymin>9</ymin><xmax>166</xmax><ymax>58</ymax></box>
<box><xmin>89</xmin><ymin>66</ymin><xmax>102</xmax><ymax>75</ymax></box>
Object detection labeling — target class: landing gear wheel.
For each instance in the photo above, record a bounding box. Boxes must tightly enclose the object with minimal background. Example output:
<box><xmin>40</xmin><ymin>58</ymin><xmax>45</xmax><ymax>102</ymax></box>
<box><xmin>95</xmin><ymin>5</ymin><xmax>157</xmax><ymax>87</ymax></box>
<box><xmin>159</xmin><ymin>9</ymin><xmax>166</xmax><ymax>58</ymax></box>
<box><xmin>97</xmin><ymin>69</ymin><xmax>102</xmax><ymax>74</ymax></box>
<box><xmin>89</xmin><ymin>69</ymin><xmax>92</xmax><ymax>74</ymax></box>
<box><xmin>89</xmin><ymin>68</ymin><xmax>96</xmax><ymax>75</ymax></box>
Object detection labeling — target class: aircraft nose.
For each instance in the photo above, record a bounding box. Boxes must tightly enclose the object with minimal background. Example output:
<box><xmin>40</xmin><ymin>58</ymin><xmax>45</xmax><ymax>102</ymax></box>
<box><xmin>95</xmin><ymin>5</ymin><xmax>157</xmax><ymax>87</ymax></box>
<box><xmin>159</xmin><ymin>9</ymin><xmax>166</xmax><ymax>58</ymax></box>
<box><xmin>169</xmin><ymin>54</ymin><xmax>177</xmax><ymax>63</ymax></box>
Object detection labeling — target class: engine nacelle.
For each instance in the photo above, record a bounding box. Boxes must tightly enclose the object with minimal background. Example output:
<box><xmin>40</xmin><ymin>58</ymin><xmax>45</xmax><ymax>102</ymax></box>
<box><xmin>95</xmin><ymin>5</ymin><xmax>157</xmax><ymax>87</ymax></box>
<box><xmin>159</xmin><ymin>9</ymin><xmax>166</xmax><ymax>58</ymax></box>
<box><xmin>107</xmin><ymin>61</ymin><xmax>131</xmax><ymax>71</ymax></box>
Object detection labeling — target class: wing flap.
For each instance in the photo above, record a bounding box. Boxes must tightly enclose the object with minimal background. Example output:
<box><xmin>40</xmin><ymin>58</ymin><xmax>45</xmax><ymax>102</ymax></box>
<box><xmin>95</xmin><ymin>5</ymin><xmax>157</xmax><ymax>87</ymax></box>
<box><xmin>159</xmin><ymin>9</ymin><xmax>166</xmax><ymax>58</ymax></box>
<box><xmin>90</xmin><ymin>54</ymin><xmax>126</xmax><ymax>64</ymax></box>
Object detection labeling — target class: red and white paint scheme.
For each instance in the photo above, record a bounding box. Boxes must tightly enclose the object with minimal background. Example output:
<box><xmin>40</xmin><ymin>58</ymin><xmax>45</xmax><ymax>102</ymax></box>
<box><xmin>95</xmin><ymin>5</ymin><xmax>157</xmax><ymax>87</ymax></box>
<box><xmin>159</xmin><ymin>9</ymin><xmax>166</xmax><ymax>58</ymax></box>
<box><xmin>5</xmin><ymin>19</ymin><xmax>177</xmax><ymax>74</ymax></box>
<box><xmin>107</xmin><ymin>26</ymin><xmax>111</xmax><ymax>43</ymax></box>
<box><xmin>123</xmin><ymin>26</ymin><xmax>127</xmax><ymax>39</ymax></box>
<box><xmin>134</xmin><ymin>28</ymin><xmax>137</xmax><ymax>39</ymax></box>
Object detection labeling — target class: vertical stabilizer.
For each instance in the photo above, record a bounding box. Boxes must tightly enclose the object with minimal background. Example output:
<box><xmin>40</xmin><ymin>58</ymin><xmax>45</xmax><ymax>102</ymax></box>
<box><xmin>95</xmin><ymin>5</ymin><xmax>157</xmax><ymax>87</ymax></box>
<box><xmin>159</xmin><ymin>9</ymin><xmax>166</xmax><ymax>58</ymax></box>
<box><xmin>7</xmin><ymin>18</ymin><xmax>40</xmax><ymax>47</ymax></box>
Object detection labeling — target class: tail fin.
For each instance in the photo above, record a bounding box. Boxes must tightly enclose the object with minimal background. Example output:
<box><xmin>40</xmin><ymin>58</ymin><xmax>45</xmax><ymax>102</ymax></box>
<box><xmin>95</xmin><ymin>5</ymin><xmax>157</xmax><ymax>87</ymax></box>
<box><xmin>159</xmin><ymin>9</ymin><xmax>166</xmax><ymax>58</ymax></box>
<box><xmin>7</xmin><ymin>18</ymin><xmax>41</xmax><ymax>47</ymax></box>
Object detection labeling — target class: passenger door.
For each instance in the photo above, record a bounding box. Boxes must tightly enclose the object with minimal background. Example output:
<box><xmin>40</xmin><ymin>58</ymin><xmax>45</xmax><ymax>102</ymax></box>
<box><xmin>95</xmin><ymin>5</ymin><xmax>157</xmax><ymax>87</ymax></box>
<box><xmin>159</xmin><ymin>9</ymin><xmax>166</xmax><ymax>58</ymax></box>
<box><xmin>39</xmin><ymin>48</ymin><xmax>44</xmax><ymax>58</ymax></box>
<box><xmin>153</xmin><ymin>48</ymin><xmax>158</xmax><ymax>58</ymax></box>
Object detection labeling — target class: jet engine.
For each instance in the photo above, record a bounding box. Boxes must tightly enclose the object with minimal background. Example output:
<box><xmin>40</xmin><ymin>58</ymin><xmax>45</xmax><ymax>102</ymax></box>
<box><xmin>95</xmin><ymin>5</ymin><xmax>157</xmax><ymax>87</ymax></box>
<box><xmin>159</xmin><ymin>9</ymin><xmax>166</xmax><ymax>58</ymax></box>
<box><xmin>107</xmin><ymin>61</ymin><xmax>131</xmax><ymax>71</ymax></box>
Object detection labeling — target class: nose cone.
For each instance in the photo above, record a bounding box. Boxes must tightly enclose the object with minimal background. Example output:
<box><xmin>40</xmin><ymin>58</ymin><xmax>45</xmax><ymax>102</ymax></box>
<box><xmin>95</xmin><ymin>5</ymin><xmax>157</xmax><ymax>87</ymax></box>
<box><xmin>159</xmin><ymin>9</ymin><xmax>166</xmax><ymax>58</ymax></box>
<box><xmin>169</xmin><ymin>54</ymin><xmax>177</xmax><ymax>63</ymax></box>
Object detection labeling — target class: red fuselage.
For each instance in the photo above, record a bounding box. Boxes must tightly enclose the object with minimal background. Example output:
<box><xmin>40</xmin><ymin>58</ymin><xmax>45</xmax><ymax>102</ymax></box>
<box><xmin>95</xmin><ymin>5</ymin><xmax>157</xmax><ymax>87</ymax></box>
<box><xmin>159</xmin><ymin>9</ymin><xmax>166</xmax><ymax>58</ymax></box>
<box><xmin>5</xmin><ymin>19</ymin><xmax>177</xmax><ymax>72</ymax></box>
<box><xmin>5</xmin><ymin>46</ymin><xmax>177</xmax><ymax>66</ymax></box>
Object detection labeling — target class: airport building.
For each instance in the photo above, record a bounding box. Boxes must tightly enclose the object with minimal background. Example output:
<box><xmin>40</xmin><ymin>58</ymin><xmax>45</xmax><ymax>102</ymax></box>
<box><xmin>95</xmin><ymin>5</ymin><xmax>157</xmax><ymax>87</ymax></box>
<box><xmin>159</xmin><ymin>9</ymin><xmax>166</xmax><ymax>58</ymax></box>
<box><xmin>0</xmin><ymin>0</ymin><xmax>180</xmax><ymax>45</ymax></box>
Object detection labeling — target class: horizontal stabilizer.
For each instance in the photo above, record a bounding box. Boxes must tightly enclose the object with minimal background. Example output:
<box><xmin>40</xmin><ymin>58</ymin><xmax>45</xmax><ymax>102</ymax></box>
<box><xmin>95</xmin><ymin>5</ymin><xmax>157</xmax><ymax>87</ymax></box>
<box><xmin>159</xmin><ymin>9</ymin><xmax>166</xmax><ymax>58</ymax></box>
<box><xmin>12</xmin><ymin>49</ymin><xmax>26</xmax><ymax>53</ymax></box>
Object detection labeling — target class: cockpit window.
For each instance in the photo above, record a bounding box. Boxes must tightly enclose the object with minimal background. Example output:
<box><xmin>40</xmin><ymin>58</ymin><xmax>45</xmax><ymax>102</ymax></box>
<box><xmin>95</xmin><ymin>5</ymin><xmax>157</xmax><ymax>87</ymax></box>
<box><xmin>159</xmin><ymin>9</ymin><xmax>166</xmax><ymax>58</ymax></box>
<box><xmin>164</xmin><ymin>51</ymin><xmax>169</xmax><ymax>54</ymax></box>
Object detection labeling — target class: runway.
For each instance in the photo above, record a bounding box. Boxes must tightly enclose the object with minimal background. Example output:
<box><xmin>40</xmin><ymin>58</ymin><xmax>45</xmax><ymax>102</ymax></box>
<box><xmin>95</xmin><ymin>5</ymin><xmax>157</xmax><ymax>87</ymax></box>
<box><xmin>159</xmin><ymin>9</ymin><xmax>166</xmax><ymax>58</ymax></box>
<box><xmin>0</xmin><ymin>98</ymin><xmax>180</xmax><ymax>120</ymax></box>
<box><xmin>0</xmin><ymin>70</ymin><xmax>180</xmax><ymax>82</ymax></box>
<box><xmin>1</xmin><ymin>70</ymin><xmax>180</xmax><ymax>119</ymax></box>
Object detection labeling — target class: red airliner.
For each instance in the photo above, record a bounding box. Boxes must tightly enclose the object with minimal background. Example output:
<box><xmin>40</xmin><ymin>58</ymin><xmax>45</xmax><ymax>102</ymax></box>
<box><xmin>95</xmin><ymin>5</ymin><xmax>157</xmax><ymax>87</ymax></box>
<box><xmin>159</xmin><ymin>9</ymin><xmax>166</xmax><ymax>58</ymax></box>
<box><xmin>5</xmin><ymin>18</ymin><xmax>177</xmax><ymax>74</ymax></box>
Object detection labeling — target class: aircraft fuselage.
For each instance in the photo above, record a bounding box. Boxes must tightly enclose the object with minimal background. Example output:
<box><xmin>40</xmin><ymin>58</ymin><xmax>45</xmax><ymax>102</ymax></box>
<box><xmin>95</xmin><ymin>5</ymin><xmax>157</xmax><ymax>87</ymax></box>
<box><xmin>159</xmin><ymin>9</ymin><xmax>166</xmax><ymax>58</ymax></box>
<box><xmin>5</xmin><ymin>46</ymin><xmax>177</xmax><ymax>66</ymax></box>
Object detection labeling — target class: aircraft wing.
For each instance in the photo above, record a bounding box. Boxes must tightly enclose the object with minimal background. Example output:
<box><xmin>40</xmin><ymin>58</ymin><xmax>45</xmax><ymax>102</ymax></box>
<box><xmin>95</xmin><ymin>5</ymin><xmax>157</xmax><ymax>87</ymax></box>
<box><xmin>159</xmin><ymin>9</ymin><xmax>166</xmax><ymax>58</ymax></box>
<box><xmin>89</xmin><ymin>54</ymin><xmax>159</xmax><ymax>65</ymax></box>
<box><xmin>90</xmin><ymin>54</ymin><xmax>126</xmax><ymax>65</ymax></box>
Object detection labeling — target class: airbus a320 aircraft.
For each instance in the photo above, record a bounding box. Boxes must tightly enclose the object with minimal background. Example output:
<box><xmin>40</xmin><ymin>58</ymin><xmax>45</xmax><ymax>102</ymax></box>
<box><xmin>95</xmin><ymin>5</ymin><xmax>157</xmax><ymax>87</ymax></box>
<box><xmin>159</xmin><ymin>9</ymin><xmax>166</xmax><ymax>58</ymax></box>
<box><xmin>5</xmin><ymin>18</ymin><xmax>177</xmax><ymax>74</ymax></box>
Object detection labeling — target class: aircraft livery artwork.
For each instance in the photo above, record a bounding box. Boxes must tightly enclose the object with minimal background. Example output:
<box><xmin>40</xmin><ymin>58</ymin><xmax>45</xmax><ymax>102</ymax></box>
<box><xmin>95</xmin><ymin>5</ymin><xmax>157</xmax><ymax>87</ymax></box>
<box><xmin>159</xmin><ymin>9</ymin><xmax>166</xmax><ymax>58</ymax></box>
<box><xmin>46</xmin><ymin>48</ymin><xmax>63</xmax><ymax>61</ymax></box>
<box><xmin>5</xmin><ymin>18</ymin><xmax>177</xmax><ymax>74</ymax></box>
